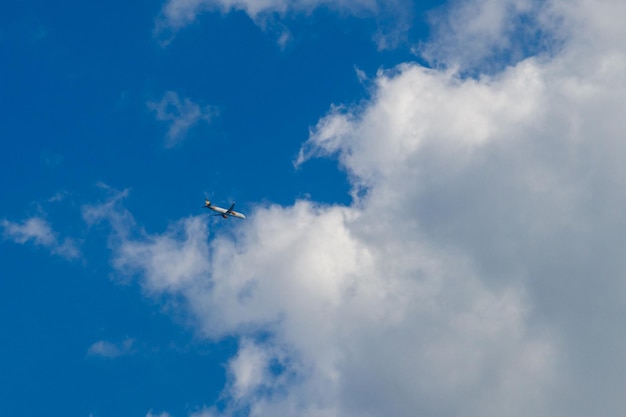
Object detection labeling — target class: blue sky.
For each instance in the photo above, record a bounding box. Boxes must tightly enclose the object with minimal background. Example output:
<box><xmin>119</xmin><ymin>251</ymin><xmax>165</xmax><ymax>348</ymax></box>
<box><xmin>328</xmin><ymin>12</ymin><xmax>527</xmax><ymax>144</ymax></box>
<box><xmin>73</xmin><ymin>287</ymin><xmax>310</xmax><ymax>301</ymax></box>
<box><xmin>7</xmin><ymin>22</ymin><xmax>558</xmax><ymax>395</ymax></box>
<box><xmin>3</xmin><ymin>1</ymin><xmax>626</xmax><ymax>417</ymax></box>
<box><xmin>1</xmin><ymin>2</ymin><xmax>439</xmax><ymax>416</ymax></box>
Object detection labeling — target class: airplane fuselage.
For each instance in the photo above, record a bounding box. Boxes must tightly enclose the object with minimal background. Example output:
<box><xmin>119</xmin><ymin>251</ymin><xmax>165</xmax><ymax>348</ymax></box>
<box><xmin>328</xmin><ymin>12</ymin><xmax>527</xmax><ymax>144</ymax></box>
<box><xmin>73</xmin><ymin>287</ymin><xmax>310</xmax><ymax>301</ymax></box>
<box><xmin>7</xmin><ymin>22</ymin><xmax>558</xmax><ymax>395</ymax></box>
<box><xmin>204</xmin><ymin>201</ymin><xmax>246</xmax><ymax>219</ymax></box>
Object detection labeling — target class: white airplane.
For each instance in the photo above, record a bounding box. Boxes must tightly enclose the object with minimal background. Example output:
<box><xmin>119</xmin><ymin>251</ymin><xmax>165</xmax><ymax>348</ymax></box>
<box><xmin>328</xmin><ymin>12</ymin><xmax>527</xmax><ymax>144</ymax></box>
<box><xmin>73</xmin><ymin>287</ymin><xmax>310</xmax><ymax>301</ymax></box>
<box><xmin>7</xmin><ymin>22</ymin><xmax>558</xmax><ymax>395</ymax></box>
<box><xmin>204</xmin><ymin>199</ymin><xmax>246</xmax><ymax>219</ymax></box>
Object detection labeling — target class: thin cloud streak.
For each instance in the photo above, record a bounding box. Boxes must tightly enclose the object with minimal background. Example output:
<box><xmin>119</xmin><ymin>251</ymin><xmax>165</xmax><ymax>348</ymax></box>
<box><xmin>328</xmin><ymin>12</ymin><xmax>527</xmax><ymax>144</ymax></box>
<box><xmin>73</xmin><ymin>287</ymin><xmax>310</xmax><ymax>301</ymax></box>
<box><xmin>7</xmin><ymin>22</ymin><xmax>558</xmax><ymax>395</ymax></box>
<box><xmin>87</xmin><ymin>339</ymin><xmax>135</xmax><ymax>358</ymax></box>
<box><xmin>157</xmin><ymin>0</ymin><xmax>380</xmax><ymax>30</ymax></box>
<box><xmin>147</xmin><ymin>91</ymin><xmax>216</xmax><ymax>147</ymax></box>
<box><xmin>2</xmin><ymin>216</ymin><xmax>80</xmax><ymax>260</ymax></box>
<box><xmin>146</xmin><ymin>411</ymin><xmax>173</xmax><ymax>417</ymax></box>
<box><xmin>154</xmin><ymin>0</ymin><xmax>411</xmax><ymax>49</ymax></box>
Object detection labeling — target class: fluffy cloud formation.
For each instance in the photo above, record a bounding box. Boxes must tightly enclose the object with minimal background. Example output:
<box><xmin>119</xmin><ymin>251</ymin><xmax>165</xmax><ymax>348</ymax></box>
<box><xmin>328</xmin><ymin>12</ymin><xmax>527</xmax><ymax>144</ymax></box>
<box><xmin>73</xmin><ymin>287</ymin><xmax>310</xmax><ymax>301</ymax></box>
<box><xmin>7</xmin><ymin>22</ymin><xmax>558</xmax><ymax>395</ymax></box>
<box><xmin>148</xmin><ymin>91</ymin><xmax>217</xmax><ymax>148</ymax></box>
<box><xmin>94</xmin><ymin>0</ymin><xmax>626</xmax><ymax>415</ymax></box>
<box><xmin>102</xmin><ymin>200</ymin><xmax>555</xmax><ymax>417</ymax></box>
<box><xmin>2</xmin><ymin>216</ymin><xmax>80</xmax><ymax>260</ymax></box>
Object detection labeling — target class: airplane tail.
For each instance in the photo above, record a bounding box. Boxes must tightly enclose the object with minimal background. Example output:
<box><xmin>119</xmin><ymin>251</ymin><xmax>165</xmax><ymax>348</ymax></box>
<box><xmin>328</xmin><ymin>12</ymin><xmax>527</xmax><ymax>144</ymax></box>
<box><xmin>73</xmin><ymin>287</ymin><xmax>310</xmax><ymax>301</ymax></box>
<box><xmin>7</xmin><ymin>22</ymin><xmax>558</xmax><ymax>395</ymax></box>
<box><xmin>204</xmin><ymin>199</ymin><xmax>211</xmax><ymax>207</ymax></box>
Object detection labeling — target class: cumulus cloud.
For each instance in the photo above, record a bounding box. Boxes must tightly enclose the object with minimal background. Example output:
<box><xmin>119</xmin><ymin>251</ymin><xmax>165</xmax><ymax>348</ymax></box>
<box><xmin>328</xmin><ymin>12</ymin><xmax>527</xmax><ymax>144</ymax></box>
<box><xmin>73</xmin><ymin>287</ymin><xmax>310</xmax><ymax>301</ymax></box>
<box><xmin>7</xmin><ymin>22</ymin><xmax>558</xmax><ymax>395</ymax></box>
<box><xmin>2</xmin><ymin>216</ymin><xmax>80</xmax><ymax>260</ymax></box>
<box><xmin>92</xmin><ymin>0</ymin><xmax>626</xmax><ymax>416</ymax></box>
<box><xmin>147</xmin><ymin>91</ymin><xmax>217</xmax><ymax>148</ymax></box>
<box><xmin>87</xmin><ymin>339</ymin><xmax>135</xmax><ymax>358</ymax></box>
<box><xmin>101</xmin><ymin>201</ymin><xmax>555</xmax><ymax>417</ymax></box>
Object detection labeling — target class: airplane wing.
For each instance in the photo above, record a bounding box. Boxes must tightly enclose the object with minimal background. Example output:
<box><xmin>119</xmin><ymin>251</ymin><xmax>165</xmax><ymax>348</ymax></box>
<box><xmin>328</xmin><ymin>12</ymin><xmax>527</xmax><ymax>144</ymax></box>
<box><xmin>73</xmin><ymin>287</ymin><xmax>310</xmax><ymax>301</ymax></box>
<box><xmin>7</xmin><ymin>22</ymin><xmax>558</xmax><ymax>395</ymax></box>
<box><xmin>226</xmin><ymin>202</ymin><xmax>235</xmax><ymax>214</ymax></box>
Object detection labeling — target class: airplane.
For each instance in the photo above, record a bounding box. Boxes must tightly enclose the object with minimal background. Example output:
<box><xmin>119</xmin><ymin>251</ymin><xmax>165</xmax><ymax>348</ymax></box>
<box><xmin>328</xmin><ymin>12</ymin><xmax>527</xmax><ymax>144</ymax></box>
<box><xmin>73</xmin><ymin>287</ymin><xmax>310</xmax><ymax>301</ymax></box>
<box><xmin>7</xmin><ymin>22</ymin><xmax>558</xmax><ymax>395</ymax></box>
<box><xmin>204</xmin><ymin>199</ymin><xmax>246</xmax><ymax>219</ymax></box>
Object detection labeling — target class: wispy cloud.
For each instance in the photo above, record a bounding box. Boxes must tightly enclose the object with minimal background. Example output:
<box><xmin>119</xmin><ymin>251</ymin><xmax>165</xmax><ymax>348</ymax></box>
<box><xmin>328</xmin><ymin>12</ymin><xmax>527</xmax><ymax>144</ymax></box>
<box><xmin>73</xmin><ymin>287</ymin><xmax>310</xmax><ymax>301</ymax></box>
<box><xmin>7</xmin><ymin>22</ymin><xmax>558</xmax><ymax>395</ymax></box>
<box><xmin>188</xmin><ymin>407</ymin><xmax>219</xmax><ymax>417</ymax></box>
<box><xmin>47</xmin><ymin>191</ymin><xmax>68</xmax><ymax>203</ymax></box>
<box><xmin>147</xmin><ymin>91</ymin><xmax>216</xmax><ymax>148</ymax></box>
<box><xmin>82</xmin><ymin>183</ymin><xmax>135</xmax><ymax>241</ymax></box>
<box><xmin>146</xmin><ymin>411</ymin><xmax>172</xmax><ymax>417</ymax></box>
<box><xmin>418</xmin><ymin>0</ymin><xmax>564</xmax><ymax>71</ymax></box>
<box><xmin>87</xmin><ymin>339</ymin><xmax>135</xmax><ymax>358</ymax></box>
<box><xmin>2</xmin><ymin>216</ymin><xmax>80</xmax><ymax>260</ymax></box>
<box><xmin>157</xmin><ymin>0</ymin><xmax>378</xmax><ymax>29</ymax></box>
<box><xmin>154</xmin><ymin>0</ymin><xmax>410</xmax><ymax>49</ymax></box>
<box><xmin>40</xmin><ymin>150</ymin><xmax>64</xmax><ymax>167</ymax></box>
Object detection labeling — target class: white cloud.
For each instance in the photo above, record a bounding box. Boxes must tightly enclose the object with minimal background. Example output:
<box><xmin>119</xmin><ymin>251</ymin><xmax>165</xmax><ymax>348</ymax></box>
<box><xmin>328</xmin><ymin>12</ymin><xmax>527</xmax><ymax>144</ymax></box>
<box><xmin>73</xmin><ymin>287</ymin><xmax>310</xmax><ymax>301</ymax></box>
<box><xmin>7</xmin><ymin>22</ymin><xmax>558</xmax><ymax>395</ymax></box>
<box><xmin>188</xmin><ymin>407</ymin><xmax>219</xmax><ymax>417</ymax></box>
<box><xmin>158</xmin><ymin>0</ymin><xmax>379</xmax><ymax>29</ymax></box>
<box><xmin>2</xmin><ymin>216</ymin><xmax>80</xmax><ymax>260</ymax></box>
<box><xmin>418</xmin><ymin>0</ymin><xmax>553</xmax><ymax>69</ymax></box>
<box><xmin>154</xmin><ymin>0</ymin><xmax>409</xmax><ymax>49</ymax></box>
<box><xmin>93</xmin><ymin>0</ymin><xmax>626</xmax><ymax>416</ymax></box>
<box><xmin>86</xmin><ymin>339</ymin><xmax>135</xmax><ymax>358</ymax></box>
<box><xmin>146</xmin><ymin>411</ymin><xmax>173</xmax><ymax>417</ymax></box>
<box><xmin>147</xmin><ymin>91</ymin><xmax>216</xmax><ymax>148</ymax></box>
<box><xmin>94</xmin><ymin>200</ymin><xmax>555</xmax><ymax>417</ymax></box>
<box><xmin>47</xmin><ymin>191</ymin><xmax>68</xmax><ymax>203</ymax></box>
<box><xmin>227</xmin><ymin>339</ymin><xmax>272</xmax><ymax>400</ymax></box>
<box><xmin>419</xmin><ymin>0</ymin><xmax>626</xmax><ymax>71</ymax></box>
